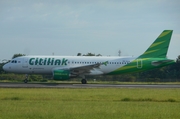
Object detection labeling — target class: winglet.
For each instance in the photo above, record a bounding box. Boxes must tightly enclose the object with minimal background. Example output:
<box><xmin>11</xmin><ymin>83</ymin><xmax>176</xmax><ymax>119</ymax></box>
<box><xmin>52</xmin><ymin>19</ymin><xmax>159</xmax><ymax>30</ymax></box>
<box><xmin>138</xmin><ymin>30</ymin><xmax>173</xmax><ymax>58</ymax></box>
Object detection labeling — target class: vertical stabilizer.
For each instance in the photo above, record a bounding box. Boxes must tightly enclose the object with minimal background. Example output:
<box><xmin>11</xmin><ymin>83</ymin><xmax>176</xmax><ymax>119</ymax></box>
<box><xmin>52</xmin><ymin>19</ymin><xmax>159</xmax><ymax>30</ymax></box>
<box><xmin>138</xmin><ymin>30</ymin><xmax>173</xmax><ymax>58</ymax></box>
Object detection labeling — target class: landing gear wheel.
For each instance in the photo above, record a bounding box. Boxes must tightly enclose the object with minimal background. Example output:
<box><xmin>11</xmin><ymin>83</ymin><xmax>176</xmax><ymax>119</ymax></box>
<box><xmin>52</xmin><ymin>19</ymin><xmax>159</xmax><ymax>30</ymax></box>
<box><xmin>24</xmin><ymin>79</ymin><xmax>28</xmax><ymax>83</ymax></box>
<box><xmin>81</xmin><ymin>79</ymin><xmax>87</xmax><ymax>84</ymax></box>
<box><xmin>24</xmin><ymin>74</ymin><xmax>29</xmax><ymax>83</ymax></box>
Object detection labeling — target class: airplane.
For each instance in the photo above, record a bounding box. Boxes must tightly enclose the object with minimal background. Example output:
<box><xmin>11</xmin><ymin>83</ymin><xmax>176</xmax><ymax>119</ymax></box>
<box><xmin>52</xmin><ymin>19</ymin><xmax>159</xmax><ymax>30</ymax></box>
<box><xmin>3</xmin><ymin>30</ymin><xmax>175</xmax><ymax>84</ymax></box>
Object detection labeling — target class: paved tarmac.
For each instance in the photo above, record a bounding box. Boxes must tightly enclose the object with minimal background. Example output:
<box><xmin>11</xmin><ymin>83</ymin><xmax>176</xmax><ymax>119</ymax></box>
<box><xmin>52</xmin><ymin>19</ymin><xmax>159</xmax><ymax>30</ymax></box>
<box><xmin>0</xmin><ymin>83</ymin><xmax>180</xmax><ymax>88</ymax></box>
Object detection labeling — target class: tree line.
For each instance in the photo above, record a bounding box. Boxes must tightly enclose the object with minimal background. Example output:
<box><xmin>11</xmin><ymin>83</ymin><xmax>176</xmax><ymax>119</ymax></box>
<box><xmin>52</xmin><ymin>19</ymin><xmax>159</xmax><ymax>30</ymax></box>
<box><xmin>0</xmin><ymin>53</ymin><xmax>180</xmax><ymax>82</ymax></box>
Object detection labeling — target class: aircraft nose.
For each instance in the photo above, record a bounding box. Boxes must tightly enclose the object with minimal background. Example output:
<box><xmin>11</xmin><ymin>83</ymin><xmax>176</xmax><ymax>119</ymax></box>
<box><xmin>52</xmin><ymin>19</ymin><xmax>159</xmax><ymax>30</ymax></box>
<box><xmin>3</xmin><ymin>64</ymin><xmax>9</xmax><ymax>72</ymax></box>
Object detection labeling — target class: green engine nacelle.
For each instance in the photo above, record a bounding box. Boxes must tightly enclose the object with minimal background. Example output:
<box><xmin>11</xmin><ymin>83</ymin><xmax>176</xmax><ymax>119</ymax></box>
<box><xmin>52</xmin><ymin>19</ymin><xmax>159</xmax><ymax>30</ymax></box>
<box><xmin>53</xmin><ymin>70</ymin><xmax>70</xmax><ymax>80</ymax></box>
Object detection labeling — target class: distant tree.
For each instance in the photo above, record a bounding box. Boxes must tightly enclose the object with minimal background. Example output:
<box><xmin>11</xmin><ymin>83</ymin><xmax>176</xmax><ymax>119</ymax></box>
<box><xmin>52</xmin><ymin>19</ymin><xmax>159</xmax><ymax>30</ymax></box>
<box><xmin>12</xmin><ymin>53</ymin><xmax>25</xmax><ymax>59</ymax></box>
<box><xmin>77</xmin><ymin>53</ymin><xmax>82</xmax><ymax>56</ymax></box>
<box><xmin>166</xmin><ymin>55</ymin><xmax>180</xmax><ymax>81</ymax></box>
<box><xmin>82</xmin><ymin>53</ymin><xmax>102</xmax><ymax>56</ymax></box>
<box><xmin>96</xmin><ymin>54</ymin><xmax>102</xmax><ymax>56</ymax></box>
<box><xmin>177</xmin><ymin>55</ymin><xmax>180</xmax><ymax>62</ymax></box>
<box><xmin>0</xmin><ymin>63</ymin><xmax>5</xmax><ymax>74</ymax></box>
<box><xmin>169</xmin><ymin>55</ymin><xmax>180</xmax><ymax>71</ymax></box>
<box><xmin>83</xmin><ymin>53</ymin><xmax>95</xmax><ymax>56</ymax></box>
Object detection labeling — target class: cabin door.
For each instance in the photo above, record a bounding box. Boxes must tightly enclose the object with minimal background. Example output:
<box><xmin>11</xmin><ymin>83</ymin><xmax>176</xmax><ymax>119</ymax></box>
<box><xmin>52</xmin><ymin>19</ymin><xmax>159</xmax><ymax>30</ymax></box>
<box><xmin>137</xmin><ymin>59</ymin><xmax>142</xmax><ymax>69</ymax></box>
<box><xmin>22</xmin><ymin>58</ymin><xmax>28</xmax><ymax>68</ymax></box>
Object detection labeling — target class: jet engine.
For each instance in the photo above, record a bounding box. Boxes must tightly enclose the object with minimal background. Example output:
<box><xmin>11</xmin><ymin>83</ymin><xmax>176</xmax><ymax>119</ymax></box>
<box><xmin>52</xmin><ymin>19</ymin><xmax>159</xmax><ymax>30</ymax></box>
<box><xmin>53</xmin><ymin>70</ymin><xmax>70</xmax><ymax>80</ymax></box>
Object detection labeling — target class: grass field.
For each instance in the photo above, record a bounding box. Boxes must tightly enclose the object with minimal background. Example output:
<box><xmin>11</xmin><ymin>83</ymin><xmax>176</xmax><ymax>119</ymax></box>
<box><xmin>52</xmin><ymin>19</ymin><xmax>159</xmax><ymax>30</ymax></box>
<box><xmin>0</xmin><ymin>88</ymin><xmax>180</xmax><ymax>119</ymax></box>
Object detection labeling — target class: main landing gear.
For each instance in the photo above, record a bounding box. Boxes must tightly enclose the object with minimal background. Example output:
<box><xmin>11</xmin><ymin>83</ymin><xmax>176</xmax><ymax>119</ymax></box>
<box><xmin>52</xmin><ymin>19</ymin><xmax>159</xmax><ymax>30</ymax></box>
<box><xmin>24</xmin><ymin>74</ymin><xmax>28</xmax><ymax>83</ymax></box>
<box><xmin>81</xmin><ymin>79</ymin><xmax>87</xmax><ymax>84</ymax></box>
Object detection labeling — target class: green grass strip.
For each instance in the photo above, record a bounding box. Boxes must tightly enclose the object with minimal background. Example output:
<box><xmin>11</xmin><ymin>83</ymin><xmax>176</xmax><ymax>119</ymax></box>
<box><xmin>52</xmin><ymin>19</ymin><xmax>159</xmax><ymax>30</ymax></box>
<box><xmin>0</xmin><ymin>88</ymin><xmax>180</xmax><ymax>119</ymax></box>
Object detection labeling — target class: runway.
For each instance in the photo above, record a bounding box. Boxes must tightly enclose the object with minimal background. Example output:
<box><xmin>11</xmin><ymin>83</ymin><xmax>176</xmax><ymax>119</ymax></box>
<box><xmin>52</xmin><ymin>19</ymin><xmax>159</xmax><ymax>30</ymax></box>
<box><xmin>0</xmin><ymin>83</ymin><xmax>180</xmax><ymax>88</ymax></box>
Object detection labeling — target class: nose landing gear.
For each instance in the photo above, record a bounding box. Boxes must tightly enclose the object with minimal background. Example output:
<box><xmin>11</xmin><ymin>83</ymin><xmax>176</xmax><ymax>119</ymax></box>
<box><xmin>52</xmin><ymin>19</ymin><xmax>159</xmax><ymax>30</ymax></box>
<box><xmin>24</xmin><ymin>74</ymin><xmax>28</xmax><ymax>83</ymax></box>
<box><xmin>81</xmin><ymin>79</ymin><xmax>87</xmax><ymax>84</ymax></box>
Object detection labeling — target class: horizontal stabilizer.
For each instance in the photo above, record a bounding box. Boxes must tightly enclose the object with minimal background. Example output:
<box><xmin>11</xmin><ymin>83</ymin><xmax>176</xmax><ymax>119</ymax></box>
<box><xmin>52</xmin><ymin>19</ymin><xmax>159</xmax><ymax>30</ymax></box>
<box><xmin>151</xmin><ymin>59</ymin><xmax>175</xmax><ymax>66</ymax></box>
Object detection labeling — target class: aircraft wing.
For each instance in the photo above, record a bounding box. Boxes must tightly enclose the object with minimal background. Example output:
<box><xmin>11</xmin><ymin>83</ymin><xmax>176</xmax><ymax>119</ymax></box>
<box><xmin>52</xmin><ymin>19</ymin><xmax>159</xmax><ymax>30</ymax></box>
<box><xmin>52</xmin><ymin>61</ymin><xmax>108</xmax><ymax>76</ymax></box>
<box><xmin>70</xmin><ymin>62</ymin><xmax>104</xmax><ymax>75</ymax></box>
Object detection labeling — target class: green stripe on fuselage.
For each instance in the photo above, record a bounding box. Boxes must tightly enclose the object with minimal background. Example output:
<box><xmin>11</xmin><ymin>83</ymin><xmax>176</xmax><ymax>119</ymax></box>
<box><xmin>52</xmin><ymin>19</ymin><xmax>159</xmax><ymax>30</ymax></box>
<box><xmin>108</xmin><ymin>58</ymin><xmax>175</xmax><ymax>75</ymax></box>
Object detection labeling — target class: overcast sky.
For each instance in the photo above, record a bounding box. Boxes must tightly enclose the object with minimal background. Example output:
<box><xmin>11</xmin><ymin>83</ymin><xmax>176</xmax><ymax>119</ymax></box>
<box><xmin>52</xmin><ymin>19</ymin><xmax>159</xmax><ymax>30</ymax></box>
<box><xmin>0</xmin><ymin>0</ymin><xmax>180</xmax><ymax>60</ymax></box>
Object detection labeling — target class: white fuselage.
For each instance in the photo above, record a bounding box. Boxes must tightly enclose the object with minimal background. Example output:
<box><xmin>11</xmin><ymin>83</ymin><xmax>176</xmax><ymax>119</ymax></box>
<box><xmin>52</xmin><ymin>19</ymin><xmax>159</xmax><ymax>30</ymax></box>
<box><xmin>3</xmin><ymin>56</ymin><xmax>135</xmax><ymax>75</ymax></box>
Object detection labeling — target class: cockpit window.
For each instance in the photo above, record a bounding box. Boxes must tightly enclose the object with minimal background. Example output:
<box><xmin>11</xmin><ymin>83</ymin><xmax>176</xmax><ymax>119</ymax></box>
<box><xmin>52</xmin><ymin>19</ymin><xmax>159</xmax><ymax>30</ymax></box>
<box><xmin>11</xmin><ymin>60</ymin><xmax>17</xmax><ymax>63</ymax></box>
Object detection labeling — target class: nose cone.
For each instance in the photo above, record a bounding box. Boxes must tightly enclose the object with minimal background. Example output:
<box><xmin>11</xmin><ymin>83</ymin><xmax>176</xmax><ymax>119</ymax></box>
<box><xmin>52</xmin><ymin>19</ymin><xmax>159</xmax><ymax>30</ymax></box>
<box><xmin>3</xmin><ymin>64</ymin><xmax>9</xmax><ymax>72</ymax></box>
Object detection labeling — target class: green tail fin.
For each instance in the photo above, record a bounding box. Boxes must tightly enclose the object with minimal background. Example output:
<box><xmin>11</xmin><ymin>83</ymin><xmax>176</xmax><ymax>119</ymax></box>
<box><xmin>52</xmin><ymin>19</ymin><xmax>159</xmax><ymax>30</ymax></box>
<box><xmin>138</xmin><ymin>30</ymin><xmax>173</xmax><ymax>58</ymax></box>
